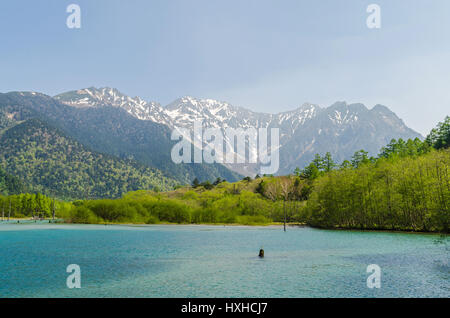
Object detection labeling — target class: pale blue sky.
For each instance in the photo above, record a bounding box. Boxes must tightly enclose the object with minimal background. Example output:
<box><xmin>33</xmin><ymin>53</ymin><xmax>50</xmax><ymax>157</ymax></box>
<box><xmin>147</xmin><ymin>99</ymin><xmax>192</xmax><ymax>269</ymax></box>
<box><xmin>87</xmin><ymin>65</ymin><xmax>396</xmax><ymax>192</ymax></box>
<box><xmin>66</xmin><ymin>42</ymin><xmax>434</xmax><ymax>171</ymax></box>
<box><xmin>1</xmin><ymin>0</ymin><xmax>449</xmax><ymax>135</ymax></box>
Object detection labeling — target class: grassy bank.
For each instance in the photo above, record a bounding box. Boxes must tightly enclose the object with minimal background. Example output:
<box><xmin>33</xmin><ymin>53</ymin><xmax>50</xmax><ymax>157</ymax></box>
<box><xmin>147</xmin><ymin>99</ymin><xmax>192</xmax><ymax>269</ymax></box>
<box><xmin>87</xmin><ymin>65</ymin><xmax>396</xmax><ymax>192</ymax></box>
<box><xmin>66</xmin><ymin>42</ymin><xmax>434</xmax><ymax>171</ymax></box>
<box><xmin>68</xmin><ymin>180</ymin><xmax>286</xmax><ymax>226</ymax></box>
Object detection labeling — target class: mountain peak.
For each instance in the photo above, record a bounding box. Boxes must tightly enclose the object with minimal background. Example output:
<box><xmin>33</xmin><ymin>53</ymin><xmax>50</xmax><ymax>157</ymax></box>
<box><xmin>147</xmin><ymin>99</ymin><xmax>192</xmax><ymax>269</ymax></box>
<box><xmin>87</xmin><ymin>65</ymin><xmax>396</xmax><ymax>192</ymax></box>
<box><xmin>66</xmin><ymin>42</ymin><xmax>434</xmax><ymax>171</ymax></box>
<box><xmin>170</xmin><ymin>96</ymin><xmax>231</xmax><ymax>109</ymax></box>
<box><xmin>371</xmin><ymin>104</ymin><xmax>394</xmax><ymax>114</ymax></box>
<box><xmin>328</xmin><ymin>101</ymin><xmax>348</xmax><ymax>109</ymax></box>
<box><xmin>54</xmin><ymin>87</ymin><xmax>172</xmax><ymax>124</ymax></box>
<box><xmin>301</xmin><ymin>102</ymin><xmax>319</xmax><ymax>109</ymax></box>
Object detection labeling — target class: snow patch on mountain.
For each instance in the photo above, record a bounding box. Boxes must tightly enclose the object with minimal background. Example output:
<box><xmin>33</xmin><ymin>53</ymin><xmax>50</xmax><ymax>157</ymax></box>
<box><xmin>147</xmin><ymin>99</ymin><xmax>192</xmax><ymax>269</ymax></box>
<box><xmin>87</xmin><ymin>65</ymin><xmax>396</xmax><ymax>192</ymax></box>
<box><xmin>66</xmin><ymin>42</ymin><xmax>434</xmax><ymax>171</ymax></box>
<box><xmin>54</xmin><ymin>87</ymin><xmax>422</xmax><ymax>176</ymax></box>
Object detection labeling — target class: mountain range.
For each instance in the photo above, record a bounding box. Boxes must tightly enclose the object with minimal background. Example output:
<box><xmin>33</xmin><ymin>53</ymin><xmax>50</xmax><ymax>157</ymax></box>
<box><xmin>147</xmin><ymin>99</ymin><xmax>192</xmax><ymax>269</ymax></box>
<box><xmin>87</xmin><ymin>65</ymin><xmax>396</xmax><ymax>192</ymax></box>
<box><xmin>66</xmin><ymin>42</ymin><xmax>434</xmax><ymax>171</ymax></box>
<box><xmin>0</xmin><ymin>87</ymin><xmax>422</xmax><ymax>198</ymax></box>
<box><xmin>0</xmin><ymin>91</ymin><xmax>241</xmax><ymax>199</ymax></box>
<box><xmin>56</xmin><ymin>87</ymin><xmax>422</xmax><ymax>175</ymax></box>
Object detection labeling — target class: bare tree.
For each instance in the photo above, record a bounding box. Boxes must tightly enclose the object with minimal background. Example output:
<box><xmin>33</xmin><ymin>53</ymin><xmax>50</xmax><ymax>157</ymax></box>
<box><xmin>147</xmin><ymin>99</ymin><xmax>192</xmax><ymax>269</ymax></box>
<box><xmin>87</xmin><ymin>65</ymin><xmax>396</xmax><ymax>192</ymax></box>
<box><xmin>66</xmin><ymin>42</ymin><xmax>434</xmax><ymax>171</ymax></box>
<box><xmin>278</xmin><ymin>176</ymin><xmax>293</xmax><ymax>231</ymax></box>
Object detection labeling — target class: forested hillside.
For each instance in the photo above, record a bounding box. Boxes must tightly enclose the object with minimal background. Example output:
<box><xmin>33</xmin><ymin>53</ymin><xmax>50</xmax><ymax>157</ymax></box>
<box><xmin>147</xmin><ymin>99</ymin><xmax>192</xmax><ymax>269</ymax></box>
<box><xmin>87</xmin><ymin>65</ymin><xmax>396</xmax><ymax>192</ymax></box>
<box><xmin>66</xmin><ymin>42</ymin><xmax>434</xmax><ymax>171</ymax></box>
<box><xmin>302</xmin><ymin>116</ymin><xmax>449</xmax><ymax>232</ymax></box>
<box><xmin>306</xmin><ymin>150</ymin><xmax>449</xmax><ymax>232</ymax></box>
<box><xmin>0</xmin><ymin>119</ymin><xmax>178</xmax><ymax>199</ymax></box>
<box><xmin>0</xmin><ymin>92</ymin><xmax>242</xmax><ymax>185</ymax></box>
<box><xmin>0</xmin><ymin>167</ymin><xmax>27</xmax><ymax>195</ymax></box>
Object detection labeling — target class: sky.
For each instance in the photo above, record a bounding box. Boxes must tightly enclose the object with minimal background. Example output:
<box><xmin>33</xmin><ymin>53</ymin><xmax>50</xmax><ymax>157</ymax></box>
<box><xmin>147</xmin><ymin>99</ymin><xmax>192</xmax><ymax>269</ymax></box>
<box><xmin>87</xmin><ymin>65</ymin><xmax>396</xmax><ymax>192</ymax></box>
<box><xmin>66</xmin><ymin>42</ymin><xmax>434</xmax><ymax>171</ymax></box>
<box><xmin>0</xmin><ymin>0</ymin><xmax>449</xmax><ymax>135</ymax></box>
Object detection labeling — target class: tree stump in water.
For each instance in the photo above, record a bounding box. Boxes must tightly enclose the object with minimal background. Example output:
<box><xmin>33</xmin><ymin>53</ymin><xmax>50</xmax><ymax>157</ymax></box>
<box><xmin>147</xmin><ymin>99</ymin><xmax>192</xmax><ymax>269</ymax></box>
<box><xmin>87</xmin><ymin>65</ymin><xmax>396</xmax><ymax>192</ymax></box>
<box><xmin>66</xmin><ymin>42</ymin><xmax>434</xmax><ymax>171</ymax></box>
<box><xmin>258</xmin><ymin>249</ymin><xmax>264</xmax><ymax>258</ymax></box>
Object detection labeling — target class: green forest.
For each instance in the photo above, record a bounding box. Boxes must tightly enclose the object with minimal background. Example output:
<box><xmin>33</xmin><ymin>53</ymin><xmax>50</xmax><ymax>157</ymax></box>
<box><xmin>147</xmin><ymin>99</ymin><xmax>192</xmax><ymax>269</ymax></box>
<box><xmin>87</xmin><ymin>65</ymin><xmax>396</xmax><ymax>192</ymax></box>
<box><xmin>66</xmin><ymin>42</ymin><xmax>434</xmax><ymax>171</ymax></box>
<box><xmin>0</xmin><ymin>118</ymin><xmax>178</xmax><ymax>199</ymax></box>
<box><xmin>1</xmin><ymin>116</ymin><xmax>449</xmax><ymax>233</ymax></box>
<box><xmin>0</xmin><ymin>167</ymin><xmax>27</xmax><ymax>195</ymax></box>
<box><xmin>0</xmin><ymin>93</ymin><xmax>242</xmax><ymax>188</ymax></box>
<box><xmin>0</xmin><ymin>192</ymin><xmax>72</xmax><ymax>219</ymax></box>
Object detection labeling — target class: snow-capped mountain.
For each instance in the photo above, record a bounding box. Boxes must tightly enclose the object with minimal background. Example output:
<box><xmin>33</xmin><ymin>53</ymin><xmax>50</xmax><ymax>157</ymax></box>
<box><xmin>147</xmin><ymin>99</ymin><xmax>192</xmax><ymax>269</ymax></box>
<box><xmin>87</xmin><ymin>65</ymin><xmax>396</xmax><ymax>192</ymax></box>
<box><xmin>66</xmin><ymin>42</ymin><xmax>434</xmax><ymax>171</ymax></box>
<box><xmin>166</xmin><ymin>96</ymin><xmax>274</xmax><ymax>130</ymax></box>
<box><xmin>54</xmin><ymin>87</ymin><xmax>422</xmax><ymax>175</ymax></box>
<box><xmin>55</xmin><ymin>87</ymin><xmax>173</xmax><ymax>125</ymax></box>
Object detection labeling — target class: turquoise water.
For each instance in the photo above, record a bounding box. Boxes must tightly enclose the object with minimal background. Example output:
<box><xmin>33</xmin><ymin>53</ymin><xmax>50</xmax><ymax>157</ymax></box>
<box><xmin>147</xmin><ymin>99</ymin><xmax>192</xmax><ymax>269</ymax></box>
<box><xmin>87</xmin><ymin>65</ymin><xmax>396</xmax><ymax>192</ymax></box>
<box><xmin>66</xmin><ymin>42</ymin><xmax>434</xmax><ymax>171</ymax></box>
<box><xmin>0</xmin><ymin>223</ymin><xmax>448</xmax><ymax>298</ymax></box>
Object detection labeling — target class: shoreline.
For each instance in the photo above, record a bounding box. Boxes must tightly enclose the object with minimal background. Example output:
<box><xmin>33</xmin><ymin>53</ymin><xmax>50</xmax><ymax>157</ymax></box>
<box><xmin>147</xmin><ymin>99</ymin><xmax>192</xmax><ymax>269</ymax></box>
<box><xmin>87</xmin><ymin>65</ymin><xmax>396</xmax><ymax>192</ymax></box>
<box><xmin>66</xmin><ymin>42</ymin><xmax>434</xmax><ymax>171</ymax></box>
<box><xmin>317</xmin><ymin>226</ymin><xmax>448</xmax><ymax>236</ymax></box>
<box><xmin>1</xmin><ymin>219</ymin><xmax>447</xmax><ymax>235</ymax></box>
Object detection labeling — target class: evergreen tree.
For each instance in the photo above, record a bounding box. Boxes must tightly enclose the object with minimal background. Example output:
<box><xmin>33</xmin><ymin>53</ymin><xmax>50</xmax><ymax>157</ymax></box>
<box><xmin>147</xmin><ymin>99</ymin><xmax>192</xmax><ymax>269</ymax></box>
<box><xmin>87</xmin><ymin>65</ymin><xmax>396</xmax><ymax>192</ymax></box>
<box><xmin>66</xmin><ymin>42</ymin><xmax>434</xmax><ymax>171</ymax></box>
<box><xmin>426</xmin><ymin>116</ymin><xmax>450</xmax><ymax>149</ymax></box>
<box><xmin>301</xmin><ymin>162</ymin><xmax>320</xmax><ymax>180</ymax></box>
<box><xmin>213</xmin><ymin>177</ymin><xmax>222</xmax><ymax>186</ymax></box>
<box><xmin>192</xmin><ymin>178</ymin><xmax>200</xmax><ymax>188</ymax></box>
<box><xmin>351</xmin><ymin>150</ymin><xmax>370</xmax><ymax>168</ymax></box>
<box><xmin>323</xmin><ymin>152</ymin><xmax>336</xmax><ymax>172</ymax></box>
<box><xmin>312</xmin><ymin>154</ymin><xmax>325</xmax><ymax>171</ymax></box>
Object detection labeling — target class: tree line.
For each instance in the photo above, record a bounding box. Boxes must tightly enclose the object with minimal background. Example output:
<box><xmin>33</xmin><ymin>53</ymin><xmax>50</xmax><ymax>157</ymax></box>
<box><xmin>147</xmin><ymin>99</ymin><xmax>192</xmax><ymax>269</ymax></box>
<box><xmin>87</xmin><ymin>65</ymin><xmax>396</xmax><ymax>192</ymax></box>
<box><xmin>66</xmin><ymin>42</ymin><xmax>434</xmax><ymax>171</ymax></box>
<box><xmin>290</xmin><ymin>116</ymin><xmax>450</xmax><ymax>232</ymax></box>
<box><xmin>0</xmin><ymin>193</ymin><xmax>72</xmax><ymax>219</ymax></box>
<box><xmin>305</xmin><ymin>150</ymin><xmax>448</xmax><ymax>232</ymax></box>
